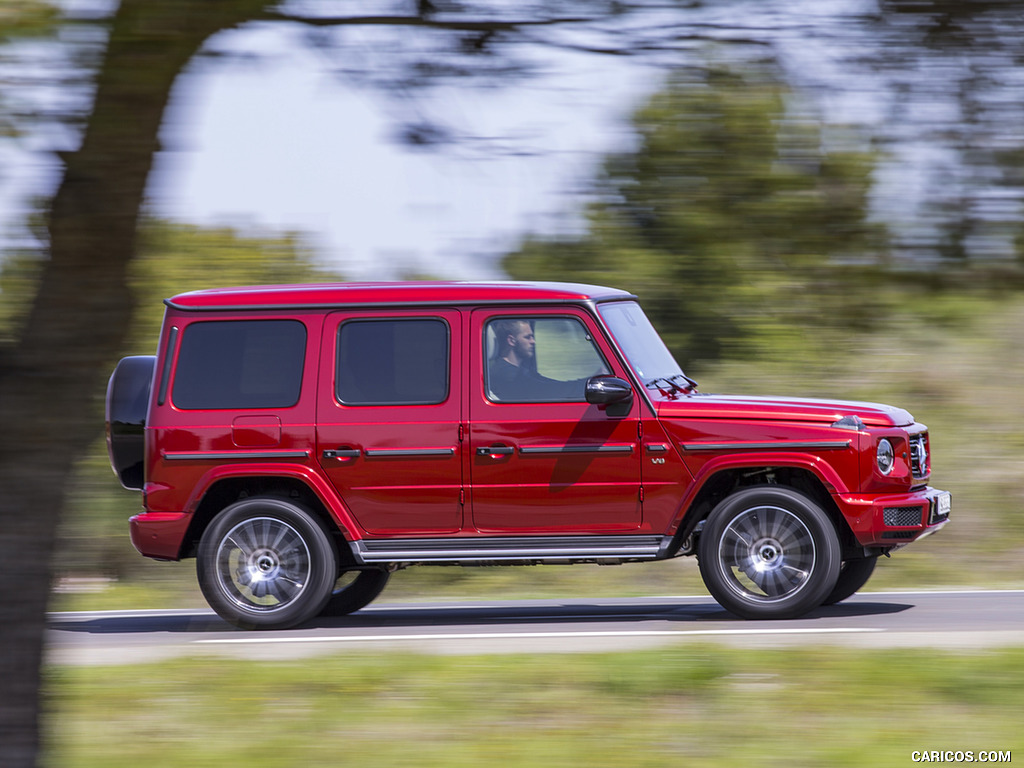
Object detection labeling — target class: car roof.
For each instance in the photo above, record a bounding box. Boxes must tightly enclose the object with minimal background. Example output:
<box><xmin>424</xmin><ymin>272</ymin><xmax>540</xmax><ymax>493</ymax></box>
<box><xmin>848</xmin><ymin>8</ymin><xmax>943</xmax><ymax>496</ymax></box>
<box><xmin>165</xmin><ymin>281</ymin><xmax>637</xmax><ymax>311</ymax></box>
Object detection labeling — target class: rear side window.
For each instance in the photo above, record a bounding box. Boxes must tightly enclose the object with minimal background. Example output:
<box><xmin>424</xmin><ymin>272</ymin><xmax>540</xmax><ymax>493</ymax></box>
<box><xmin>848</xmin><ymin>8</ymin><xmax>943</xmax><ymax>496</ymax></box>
<box><xmin>172</xmin><ymin>320</ymin><xmax>306</xmax><ymax>410</ymax></box>
<box><xmin>337</xmin><ymin>319</ymin><xmax>449</xmax><ymax>405</ymax></box>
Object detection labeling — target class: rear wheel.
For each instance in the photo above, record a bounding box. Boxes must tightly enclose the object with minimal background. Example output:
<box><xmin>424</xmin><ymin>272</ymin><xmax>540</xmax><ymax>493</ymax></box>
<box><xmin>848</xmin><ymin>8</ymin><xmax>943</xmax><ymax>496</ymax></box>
<box><xmin>320</xmin><ymin>569</ymin><xmax>391</xmax><ymax>616</ymax></box>
<box><xmin>822</xmin><ymin>556</ymin><xmax>878</xmax><ymax>605</ymax></box>
<box><xmin>197</xmin><ymin>498</ymin><xmax>338</xmax><ymax>630</ymax></box>
<box><xmin>698</xmin><ymin>487</ymin><xmax>841</xmax><ymax>619</ymax></box>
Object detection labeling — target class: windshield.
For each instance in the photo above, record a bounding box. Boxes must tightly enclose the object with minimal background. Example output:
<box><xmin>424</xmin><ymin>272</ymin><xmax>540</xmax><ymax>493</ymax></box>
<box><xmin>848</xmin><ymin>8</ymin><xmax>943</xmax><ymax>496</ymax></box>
<box><xmin>598</xmin><ymin>302</ymin><xmax>690</xmax><ymax>390</ymax></box>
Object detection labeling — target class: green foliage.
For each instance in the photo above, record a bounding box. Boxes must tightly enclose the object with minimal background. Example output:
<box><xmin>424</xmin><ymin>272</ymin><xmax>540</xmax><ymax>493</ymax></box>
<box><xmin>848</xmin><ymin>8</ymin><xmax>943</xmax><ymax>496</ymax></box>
<box><xmin>0</xmin><ymin>248</ymin><xmax>39</xmax><ymax>343</ymax></box>
<box><xmin>505</xmin><ymin>58</ymin><xmax>887</xmax><ymax>367</ymax></box>
<box><xmin>0</xmin><ymin>1</ymin><xmax>59</xmax><ymax>42</ymax></box>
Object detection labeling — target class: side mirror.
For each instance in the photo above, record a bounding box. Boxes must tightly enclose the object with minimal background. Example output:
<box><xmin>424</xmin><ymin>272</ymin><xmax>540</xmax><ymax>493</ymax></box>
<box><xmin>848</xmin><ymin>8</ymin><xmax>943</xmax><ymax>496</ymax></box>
<box><xmin>585</xmin><ymin>376</ymin><xmax>634</xmax><ymax>408</ymax></box>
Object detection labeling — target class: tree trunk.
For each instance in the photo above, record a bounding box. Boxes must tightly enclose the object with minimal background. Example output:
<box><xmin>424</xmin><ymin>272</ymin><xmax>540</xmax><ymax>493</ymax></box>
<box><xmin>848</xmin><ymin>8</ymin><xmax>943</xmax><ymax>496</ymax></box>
<box><xmin>0</xmin><ymin>2</ymin><xmax>266</xmax><ymax>765</ymax></box>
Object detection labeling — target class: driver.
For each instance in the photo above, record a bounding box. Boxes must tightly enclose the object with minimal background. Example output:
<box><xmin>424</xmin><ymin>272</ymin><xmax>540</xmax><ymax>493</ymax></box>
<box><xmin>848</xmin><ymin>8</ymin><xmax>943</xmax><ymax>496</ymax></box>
<box><xmin>488</xmin><ymin>318</ymin><xmax>579</xmax><ymax>402</ymax></box>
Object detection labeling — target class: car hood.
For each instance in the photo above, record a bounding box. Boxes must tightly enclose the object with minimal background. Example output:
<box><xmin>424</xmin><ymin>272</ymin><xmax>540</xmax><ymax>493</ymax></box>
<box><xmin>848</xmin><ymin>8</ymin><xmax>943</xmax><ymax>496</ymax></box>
<box><xmin>656</xmin><ymin>394</ymin><xmax>914</xmax><ymax>428</ymax></box>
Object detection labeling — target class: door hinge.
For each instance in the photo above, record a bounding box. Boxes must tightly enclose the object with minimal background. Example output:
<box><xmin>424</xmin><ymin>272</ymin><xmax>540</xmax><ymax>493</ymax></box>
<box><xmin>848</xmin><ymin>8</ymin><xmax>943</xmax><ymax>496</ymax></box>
<box><xmin>637</xmin><ymin>421</ymin><xmax>644</xmax><ymax>440</ymax></box>
<box><xmin>460</xmin><ymin>488</ymin><xmax>465</xmax><ymax>505</ymax></box>
<box><xmin>458</xmin><ymin>424</ymin><xmax>465</xmax><ymax>442</ymax></box>
<box><xmin>639</xmin><ymin>486</ymin><xmax>644</xmax><ymax>503</ymax></box>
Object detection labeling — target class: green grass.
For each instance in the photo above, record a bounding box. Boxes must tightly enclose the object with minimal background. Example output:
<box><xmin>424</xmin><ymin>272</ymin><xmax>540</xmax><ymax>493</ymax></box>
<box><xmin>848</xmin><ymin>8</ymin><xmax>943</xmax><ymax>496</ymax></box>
<box><xmin>43</xmin><ymin>645</ymin><xmax>1024</xmax><ymax>767</ymax></box>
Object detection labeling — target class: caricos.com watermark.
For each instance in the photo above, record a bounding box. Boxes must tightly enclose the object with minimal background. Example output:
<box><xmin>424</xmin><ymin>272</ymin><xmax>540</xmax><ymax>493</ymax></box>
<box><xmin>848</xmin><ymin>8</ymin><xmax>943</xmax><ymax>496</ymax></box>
<box><xmin>911</xmin><ymin>751</ymin><xmax>1011</xmax><ymax>763</ymax></box>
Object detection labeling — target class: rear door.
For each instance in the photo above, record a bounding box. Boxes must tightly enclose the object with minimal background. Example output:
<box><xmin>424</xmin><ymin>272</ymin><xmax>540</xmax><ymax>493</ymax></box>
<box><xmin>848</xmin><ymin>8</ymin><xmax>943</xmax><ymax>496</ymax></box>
<box><xmin>468</xmin><ymin>307</ymin><xmax>642</xmax><ymax>532</ymax></box>
<box><xmin>316</xmin><ymin>310</ymin><xmax>464</xmax><ymax>535</ymax></box>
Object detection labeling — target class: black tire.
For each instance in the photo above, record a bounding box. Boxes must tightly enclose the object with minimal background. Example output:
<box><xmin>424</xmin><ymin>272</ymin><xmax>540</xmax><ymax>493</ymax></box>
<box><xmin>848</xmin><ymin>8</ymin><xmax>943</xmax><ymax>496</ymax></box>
<box><xmin>320</xmin><ymin>569</ymin><xmax>391</xmax><ymax>616</ymax></box>
<box><xmin>822</xmin><ymin>556</ymin><xmax>878</xmax><ymax>606</ymax></box>
<box><xmin>197</xmin><ymin>497</ymin><xmax>338</xmax><ymax>630</ymax></box>
<box><xmin>697</xmin><ymin>487</ymin><xmax>841</xmax><ymax>620</ymax></box>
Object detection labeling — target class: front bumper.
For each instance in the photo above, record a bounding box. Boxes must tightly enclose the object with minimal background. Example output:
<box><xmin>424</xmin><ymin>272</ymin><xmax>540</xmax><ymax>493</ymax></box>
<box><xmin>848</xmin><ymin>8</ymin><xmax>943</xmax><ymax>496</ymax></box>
<box><xmin>836</xmin><ymin>486</ymin><xmax>951</xmax><ymax>547</ymax></box>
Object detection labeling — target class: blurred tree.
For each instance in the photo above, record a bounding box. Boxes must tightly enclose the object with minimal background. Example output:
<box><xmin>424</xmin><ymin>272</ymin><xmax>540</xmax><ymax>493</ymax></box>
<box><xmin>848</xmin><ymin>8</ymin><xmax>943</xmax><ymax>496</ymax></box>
<box><xmin>1</xmin><ymin>4</ymin><xmax>274</xmax><ymax>764</ymax></box>
<box><xmin>834</xmin><ymin>0</ymin><xmax>1024</xmax><ymax>274</ymax></box>
<box><xmin>0</xmin><ymin>3</ymin><xmax>798</xmax><ymax>765</ymax></box>
<box><xmin>505</xmin><ymin>59</ymin><xmax>884</xmax><ymax>367</ymax></box>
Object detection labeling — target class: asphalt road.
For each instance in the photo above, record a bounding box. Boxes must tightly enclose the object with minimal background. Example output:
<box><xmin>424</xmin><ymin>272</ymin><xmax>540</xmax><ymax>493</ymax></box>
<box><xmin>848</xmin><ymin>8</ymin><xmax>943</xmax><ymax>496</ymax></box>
<box><xmin>46</xmin><ymin>590</ymin><xmax>1024</xmax><ymax>666</ymax></box>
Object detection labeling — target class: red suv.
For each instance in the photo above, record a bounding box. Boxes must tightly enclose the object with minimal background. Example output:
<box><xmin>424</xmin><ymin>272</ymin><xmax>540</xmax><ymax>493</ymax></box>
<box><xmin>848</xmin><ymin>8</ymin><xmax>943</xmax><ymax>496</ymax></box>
<box><xmin>106</xmin><ymin>282</ymin><xmax>950</xmax><ymax>629</ymax></box>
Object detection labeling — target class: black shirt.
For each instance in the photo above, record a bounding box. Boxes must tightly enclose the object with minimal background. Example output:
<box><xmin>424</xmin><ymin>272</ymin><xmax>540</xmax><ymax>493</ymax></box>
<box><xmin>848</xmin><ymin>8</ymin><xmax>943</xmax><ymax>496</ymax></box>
<box><xmin>488</xmin><ymin>357</ymin><xmax>582</xmax><ymax>402</ymax></box>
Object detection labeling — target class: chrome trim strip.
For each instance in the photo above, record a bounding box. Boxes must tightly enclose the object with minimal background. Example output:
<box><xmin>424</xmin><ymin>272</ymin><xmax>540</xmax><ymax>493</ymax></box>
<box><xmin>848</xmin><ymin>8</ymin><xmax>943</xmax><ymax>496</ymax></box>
<box><xmin>359</xmin><ymin>548</ymin><xmax>661</xmax><ymax>562</ymax></box>
<box><xmin>361</xmin><ymin>535</ymin><xmax>662</xmax><ymax>551</ymax></box>
<box><xmin>364</xmin><ymin>448</ymin><xmax>455</xmax><ymax>458</ymax></box>
<box><xmin>356</xmin><ymin>535</ymin><xmax>665</xmax><ymax>563</ymax></box>
<box><xmin>680</xmin><ymin>440</ymin><xmax>851</xmax><ymax>452</ymax></box>
<box><xmin>518</xmin><ymin>445</ymin><xmax>634</xmax><ymax>456</ymax></box>
<box><xmin>163</xmin><ymin>450</ymin><xmax>310</xmax><ymax>461</ymax></box>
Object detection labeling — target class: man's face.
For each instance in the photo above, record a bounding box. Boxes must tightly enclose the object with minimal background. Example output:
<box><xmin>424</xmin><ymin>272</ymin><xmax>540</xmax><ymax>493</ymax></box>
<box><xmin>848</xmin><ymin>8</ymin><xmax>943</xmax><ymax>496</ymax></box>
<box><xmin>510</xmin><ymin>321</ymin><xmax>535</xmax><ymax>360</ymax></box>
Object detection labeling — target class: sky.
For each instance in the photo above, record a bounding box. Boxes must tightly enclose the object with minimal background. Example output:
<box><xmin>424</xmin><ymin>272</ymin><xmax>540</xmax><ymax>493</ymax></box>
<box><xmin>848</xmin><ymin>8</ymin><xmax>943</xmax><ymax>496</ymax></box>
<box><xmin>151</xmin><ymin>37</ymin><xmax>650</xmax><ymax>281</ymax></box>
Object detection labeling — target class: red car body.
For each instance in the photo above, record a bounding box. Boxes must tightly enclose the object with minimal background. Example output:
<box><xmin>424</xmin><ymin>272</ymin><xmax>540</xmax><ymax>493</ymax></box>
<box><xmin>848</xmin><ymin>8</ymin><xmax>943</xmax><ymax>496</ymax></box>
<box><xmin>107</xmin><ymin>282</ymin><xmax>949</xmax><ymax>628</ymax></box>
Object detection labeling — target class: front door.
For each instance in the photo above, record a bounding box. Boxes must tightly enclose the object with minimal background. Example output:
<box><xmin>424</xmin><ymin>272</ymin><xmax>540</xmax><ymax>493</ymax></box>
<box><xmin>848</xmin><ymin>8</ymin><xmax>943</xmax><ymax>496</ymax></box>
<box><xmin>316</xmin><ymin>310</ymin><xmax>464</xmax><ymax>535</ymax></box>
<box><xmin>468</xmin><ymin>308</ymin><xmax>642</xmax><ymax>532</ymax></box>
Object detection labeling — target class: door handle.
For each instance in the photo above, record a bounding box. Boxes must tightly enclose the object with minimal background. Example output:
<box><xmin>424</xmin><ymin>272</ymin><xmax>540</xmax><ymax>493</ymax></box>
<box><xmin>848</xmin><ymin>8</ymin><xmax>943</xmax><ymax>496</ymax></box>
<box><xmin>322</xmin><ymin>448</ymin><xmax>361</xmax><ymax>459</ymax></box>
<box><xmin>476</xmin><ymin>446</ymin><xmax>515</xmax><ymax>457</ymax></box>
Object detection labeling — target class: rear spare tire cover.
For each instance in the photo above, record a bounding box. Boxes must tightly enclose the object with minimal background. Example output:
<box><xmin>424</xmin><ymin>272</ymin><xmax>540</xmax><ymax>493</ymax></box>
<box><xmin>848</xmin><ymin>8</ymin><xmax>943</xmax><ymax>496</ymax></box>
<box><xmin>105</xmin><ymin>355</ymin><xmax>155</xmax><ymax>490</ymax></box>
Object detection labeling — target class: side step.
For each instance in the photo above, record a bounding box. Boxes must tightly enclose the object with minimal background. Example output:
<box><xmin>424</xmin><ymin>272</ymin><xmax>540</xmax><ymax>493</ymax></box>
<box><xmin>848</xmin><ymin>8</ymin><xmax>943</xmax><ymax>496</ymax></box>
<box><xmin>354</xmin><ymin>535</ymin><xmax>667</xmax><ymax>565</ymax></box>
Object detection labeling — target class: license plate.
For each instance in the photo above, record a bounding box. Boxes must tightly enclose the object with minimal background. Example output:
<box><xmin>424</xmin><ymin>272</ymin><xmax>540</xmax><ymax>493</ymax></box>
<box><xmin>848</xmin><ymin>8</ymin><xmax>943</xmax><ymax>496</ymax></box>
<box><xmin>936</xmin><ymin>491</ymin><xmax>951</xmax><ymax>518</ymax></box>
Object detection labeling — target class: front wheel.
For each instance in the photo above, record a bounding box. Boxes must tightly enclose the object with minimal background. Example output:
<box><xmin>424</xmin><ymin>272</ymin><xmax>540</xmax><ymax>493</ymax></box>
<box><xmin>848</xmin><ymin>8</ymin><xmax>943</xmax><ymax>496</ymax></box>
<box><xmin>698</xmin><ymin>487</ymin><xmax>841</xmax><ymax>619</ymax></box>
<box><xmin>197</xmin><ymin>498</ymin><xmax>338</xmax><ymax>630</ymax></box>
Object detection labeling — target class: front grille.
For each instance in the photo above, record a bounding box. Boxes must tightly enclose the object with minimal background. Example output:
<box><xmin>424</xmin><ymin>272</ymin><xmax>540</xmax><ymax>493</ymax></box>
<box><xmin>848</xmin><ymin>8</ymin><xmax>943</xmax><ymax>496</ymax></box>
<box><xmin>884</xmin><ymin>506</ymin><xmax>923</xmax><ymax>527</ymax></box>
<box><xmin>882</xmin><ymin>531</ymin><xmax>917</xmax><ymax>540</ymax></box>
<box><xmin>909</xmin><ymin>433</ymin><xmax>929</xmax><ymax>479</ymax></box>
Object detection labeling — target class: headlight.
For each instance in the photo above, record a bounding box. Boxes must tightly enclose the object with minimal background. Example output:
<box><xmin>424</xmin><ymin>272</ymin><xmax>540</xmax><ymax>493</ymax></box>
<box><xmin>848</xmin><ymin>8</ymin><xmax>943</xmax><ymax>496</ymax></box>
<box><xmin>876</xmin><ymin>438</ymin><xmax>895</xmax><ymax>475</ymax></box>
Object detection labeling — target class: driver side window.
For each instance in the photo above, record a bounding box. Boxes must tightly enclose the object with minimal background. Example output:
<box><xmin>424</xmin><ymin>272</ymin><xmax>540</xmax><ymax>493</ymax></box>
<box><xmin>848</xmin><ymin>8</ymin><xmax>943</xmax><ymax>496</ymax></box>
<box><xmin>485</xmin><ymin>316</ymin><xmax>610</xmax><ymax>403</ymax></box>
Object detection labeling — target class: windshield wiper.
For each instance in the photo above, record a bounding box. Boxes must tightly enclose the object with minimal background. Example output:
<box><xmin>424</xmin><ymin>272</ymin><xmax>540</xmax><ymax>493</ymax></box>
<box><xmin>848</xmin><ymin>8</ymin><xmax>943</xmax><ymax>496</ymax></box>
<box><xmin>645</xmin><ymin>377</ymin><xmax>683</xmax><ymax>394</ymax></box>
<box><xmin>644</xmin><ymin>374</ymin><xmax>698</xmax><ymax>395</ymax></box>
<box><xmin>669</xmin><ymin>373</ymin><xmax>699</xmax><ymax>392</ymax></box>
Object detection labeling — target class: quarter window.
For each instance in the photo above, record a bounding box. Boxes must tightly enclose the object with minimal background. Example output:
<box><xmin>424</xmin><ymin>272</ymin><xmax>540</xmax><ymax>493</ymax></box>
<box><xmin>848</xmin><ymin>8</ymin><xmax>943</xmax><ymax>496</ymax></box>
<box><xmin>172</xmin><ymin>320</ymin><xmax>306</xmax><ymax>410</ymax></box>
<box><xmin>337</xmin><ymin>319</ymin><xmax>449</xmax><ymax>405</ymax></box>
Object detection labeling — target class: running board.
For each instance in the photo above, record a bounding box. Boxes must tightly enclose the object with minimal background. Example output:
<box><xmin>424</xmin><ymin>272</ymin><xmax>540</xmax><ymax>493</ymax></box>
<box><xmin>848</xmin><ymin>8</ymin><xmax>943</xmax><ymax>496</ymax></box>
<box><xmin>353</xmin><ymin>535</ymin><xmax>667</xmax><ymax>564</ymax></box>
